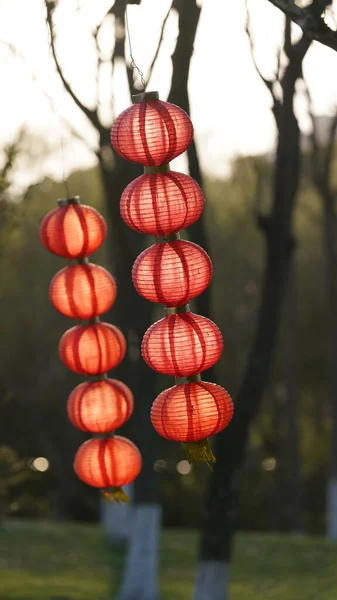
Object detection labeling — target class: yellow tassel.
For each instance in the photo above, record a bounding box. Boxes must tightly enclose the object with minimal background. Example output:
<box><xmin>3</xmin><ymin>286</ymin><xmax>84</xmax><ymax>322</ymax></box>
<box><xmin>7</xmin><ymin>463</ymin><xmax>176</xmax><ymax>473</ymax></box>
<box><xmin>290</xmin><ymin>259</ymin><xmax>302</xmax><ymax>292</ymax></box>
<box><xmin>182</xmin><ymin>438</ymin><xmax>216</xmax><ymax>470</ymax></box>
<box><xmin>101</xmin><ymin>487</ymin><xmax>130</xmax><ymax>504</ymax></box>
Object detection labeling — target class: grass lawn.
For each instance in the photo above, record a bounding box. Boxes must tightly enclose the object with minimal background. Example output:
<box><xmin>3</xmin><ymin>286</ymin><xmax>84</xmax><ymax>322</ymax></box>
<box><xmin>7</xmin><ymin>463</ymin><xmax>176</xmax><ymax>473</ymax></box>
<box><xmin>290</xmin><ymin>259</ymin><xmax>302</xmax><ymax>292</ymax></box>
<box><xmin>0</xmin><ymin>519</ymin><xmax>337</xmax><ymax>599</ymax></box>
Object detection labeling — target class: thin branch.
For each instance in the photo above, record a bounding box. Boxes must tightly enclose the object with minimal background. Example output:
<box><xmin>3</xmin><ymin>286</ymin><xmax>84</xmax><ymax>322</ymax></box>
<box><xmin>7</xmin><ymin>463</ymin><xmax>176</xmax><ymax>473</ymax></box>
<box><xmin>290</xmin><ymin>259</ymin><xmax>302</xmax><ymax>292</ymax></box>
<box><xmin>304</xmin><ymin>82</ymin><xmax>319</xmax><ymax>154</ymax></box>
<box><xmin>245</xmin><ymin>1</ymin><xmax>277</xmax><ymax>94</ymax></box>
<box><xmin>284</xmin><ymin>15</ymin><xmax>292</xmax><ymax>59</ymax></box>
<box><xmin>144</xmin><ymin>2</ymin><xmax>173</xmax><ymax>87</ymax></box>
<box><xmin>267</xmin><ymin>0</ymin><xmax>337</xmax><ymax>52</ymax></box>
<box><xmin>93</xmin><ymin>26</ymin><xmax>103</xmax><ymax>108</ymax></box>
<box><xmin>326</xmin><ymin>112</ymin><xmax>337</xmax><ymax>175</ymax></box>
<box><xmin>304</xmin><ymin>79</ymin><xmax>337</xmax><ymax>194</ymax></box>
<box><xmin>276</xmin><ymin>42</ymin><xmax>283</xmax><ymax>82</ymax></box>
<box><xmin>110</xmin><ymin>0</ymin><xmax>135</xmax><ymax>98</ymax></box>
<box><xmin>45</xmin><ymin>1</ymin><xmax>103</xmax><ymax>132</ymax></box>
<box><xmin>0</xmin><ymin>40</ymin><xmax>98</xmax><ymax>156</ymax></box>
<box><xmin>245</xmin><ymin>1</ymin><xmax>282</xmax><ymax>124</ymax></box>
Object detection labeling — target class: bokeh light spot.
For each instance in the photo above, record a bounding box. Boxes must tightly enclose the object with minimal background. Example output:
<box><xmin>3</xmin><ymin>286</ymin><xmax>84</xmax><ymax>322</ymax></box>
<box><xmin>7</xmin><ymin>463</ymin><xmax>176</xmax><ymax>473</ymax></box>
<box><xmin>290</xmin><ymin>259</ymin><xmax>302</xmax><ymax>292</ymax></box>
<box><xmin>32</xmin><ymin>457</ymin><xmax>50</xmax><ymax>472</ymax></box>
<box><xmin>177</xmin><ymin>460</ymin><xmax>192</xmax><ymax>475</ymax></box>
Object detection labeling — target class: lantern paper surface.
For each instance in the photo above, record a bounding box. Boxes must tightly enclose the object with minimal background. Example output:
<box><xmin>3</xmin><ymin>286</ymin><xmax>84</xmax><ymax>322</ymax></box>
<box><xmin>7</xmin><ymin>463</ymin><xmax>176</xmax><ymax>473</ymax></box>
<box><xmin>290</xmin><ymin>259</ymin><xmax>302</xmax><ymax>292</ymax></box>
<box><xmin>50</xmin><ymin>263</ymin><xmax>117</xmax><ymax>320</ymax></box>
<box><xmin>110</xmin><ymin>92</ymin><xmax>234</xmax><ymax>465</ymax></box>
<box><xmin>67</xmin><ymin>379</ymin><xmax>134</xmax><ymax>433</ymax></box>
<box><xmin>132</xmin><ymin>240</ymin><xmax>212</xmax><ymax>306</ymax></box>
<box><xmin>111</xmin><ymin>100</ymin><xmax>193</xmax><ymax>166</ymax></box>
<box><xmin>151</xmin><ymin>381</ymin><xmax>234</xmax><ymax>442</ymax></box>
<box><xmin>120</xmin><ymin>171</ymin><xmax>204</xmax><ymax>236</ymax></box>
<box><xmin>40</xmin><ymin>204</ymin><xmax>107</xmax><ymax>258</ymax></box>
<box><xmin>74</xmin><ymin>436</ymin><xmax>142</xmax><ymax>489</ymax></box>
<box><xmin>142</xmin><ymin>313</ymin><xmax>223</xmax><ymax>377</ymax></box>
<box><xmin>41</xmin><ymin>195</ymin><xmax>142</xmax><ymax>499</ymax></box>
<box><xmin>59</xmin><ymin>322</ymin><xmax>126</xmax><ymax>375</ymax></box>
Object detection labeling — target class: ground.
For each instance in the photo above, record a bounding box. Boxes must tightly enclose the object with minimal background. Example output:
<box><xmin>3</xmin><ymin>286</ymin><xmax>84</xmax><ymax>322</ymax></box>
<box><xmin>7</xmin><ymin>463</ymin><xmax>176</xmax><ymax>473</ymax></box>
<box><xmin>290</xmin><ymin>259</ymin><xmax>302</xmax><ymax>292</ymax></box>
<box><xmin>1</xmin><ymin>520</ymin><xmax>337</xmax><ymax>599</ymax></box>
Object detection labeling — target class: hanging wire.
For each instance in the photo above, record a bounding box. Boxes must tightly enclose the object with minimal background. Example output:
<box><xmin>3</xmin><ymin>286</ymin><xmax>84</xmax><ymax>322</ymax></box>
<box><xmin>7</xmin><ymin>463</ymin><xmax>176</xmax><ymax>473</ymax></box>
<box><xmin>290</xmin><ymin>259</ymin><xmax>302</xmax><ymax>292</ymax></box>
<box><xmin>45</xmin><ymin>6</ymin><xmax>71</xmax><ymax>198</ymax></box>
<box><xmin>58</xmin><ymin>126</ymin><xmax>71</xmax><ymax>198</ymax></box>
<box><xmin>124</xmin><ymin>1</ymin><xmax>146</xmax><ymax>90</ymax></box>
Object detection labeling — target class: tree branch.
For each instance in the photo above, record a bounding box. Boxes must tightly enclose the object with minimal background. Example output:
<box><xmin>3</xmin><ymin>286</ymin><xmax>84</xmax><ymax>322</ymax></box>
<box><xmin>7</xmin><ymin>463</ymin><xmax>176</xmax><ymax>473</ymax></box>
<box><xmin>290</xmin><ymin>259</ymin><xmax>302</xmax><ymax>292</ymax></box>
<box><xmin>144</xmin><ymin>3</ymin><xmax>173</xmax><ymax>87</ymax></box>
<box><xmin>305</xmin><ymin>80</ymin><xmax>337</xmax><ymax>186</ymax></box>
<box><xmin>245</xmin><ymin>1</ymin><xmax>282</xmax><ymax>125</ymax></box>
<box><xmin>45</xmin><ymin>1</ymin><xmax>103</xmax><ymax>132</ymax></box>
<box><xmin>93</xmin><ymin>25</ymin><xmax>103</xmax><ymax>109</ymax></box>
<box><xmin>0</xmin><ymin>40</ymin><xmax>98</xmax><ymax>156</ymax></box>
<box><xmin>110</xmin><ymin>0</ymin><xmax>136</xmax><ymax>98</ymax></box>
<box><xmin>267</xmin><ymin>0</ymin><xmax>337</xmax><ymax>52</ymax></box>
<box><xmin>284</xmin><ymin>14</ymin><xmax>292</xmax><ymax>58</ymax></box>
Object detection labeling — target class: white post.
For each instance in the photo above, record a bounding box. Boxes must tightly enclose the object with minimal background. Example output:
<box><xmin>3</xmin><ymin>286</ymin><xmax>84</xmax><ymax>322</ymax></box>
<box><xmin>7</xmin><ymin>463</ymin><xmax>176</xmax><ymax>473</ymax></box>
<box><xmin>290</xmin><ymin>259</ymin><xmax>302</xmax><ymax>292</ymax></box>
<box><xmin>101</xmin><ymin>484</ymin><xmax>134</xmax><ymax>544</ymax></box>
<box><xmin>116</xmin><ymin>503</ymin><xmax>162</xmax><ymax>600</ymax></box>
<box><xmin>327</xmin><ymin>478</ymin><xmax>337</xmax><ymax>539</ymax></box>
<box><xmin>193</xmin><ymin>561</ymin><xmax>229</xmax><ymax>600</ymax></box>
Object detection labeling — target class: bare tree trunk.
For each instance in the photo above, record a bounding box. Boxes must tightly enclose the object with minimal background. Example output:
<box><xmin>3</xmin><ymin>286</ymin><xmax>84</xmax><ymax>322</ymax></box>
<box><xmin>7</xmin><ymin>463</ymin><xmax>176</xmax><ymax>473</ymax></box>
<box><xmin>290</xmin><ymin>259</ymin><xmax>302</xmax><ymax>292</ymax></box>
<box><xmin>284</xmin><ymin>259</ymin><xmax>303</xmax><ymax>534</ymax></box>
<box><xmin>316</xmin><ymin>180</ymin><xmax>337</xmax><ymax>539</ymax></box>
<box><xmin>193</xmin><ymin>21</ymin><xmax>310</xmax><ymax>598</ymax></box>
<box><xmin>269</xmin><ymin>387</ymin><xmax>283</xmax><ymax>533</ymax></box>
<box><xmin>305</xmin><ymin>107</ymin><xmax>337</xmax><ymax>539</ymax></box>
<box><xmin>324</xmin><ymin>189</ymin><xmax>337</xmax><ymax>538</ymax></box>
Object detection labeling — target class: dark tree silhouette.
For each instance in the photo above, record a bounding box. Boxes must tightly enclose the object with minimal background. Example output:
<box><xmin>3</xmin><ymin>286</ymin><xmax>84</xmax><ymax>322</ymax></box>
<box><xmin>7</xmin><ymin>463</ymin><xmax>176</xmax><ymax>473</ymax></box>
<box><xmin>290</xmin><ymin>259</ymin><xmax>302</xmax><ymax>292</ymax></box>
<box><xmin>305</xmin><ymin>88</ymin><xmax>337</xmax><ymax>539</ymax></box>
<box><xmin>267</xmin><ymin>0</ymin><xmax>337</xmax><ymax>52</ymax></box>
<box><xmin>193</xmin><ymin>12</ymin><xmax>311</xmax><ymax>599</ymax></box>
<box><xmin>283</xmin><ymin>260</ymin><xmax>302</xmax><ymax>534</ymax></box>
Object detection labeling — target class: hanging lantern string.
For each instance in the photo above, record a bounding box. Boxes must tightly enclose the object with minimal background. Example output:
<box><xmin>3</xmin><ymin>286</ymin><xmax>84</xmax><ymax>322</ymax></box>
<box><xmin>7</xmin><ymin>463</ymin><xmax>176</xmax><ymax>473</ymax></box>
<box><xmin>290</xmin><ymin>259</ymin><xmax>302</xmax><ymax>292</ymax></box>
<box><xmin>45</xmin><ymin>6</ymin><xmax>71</xmax><ymax>198</ymax></box>
<box><xmin>124</xmin><ymin>1</ymin><xmax>146</xmax><ymax>91</ymax></box>
<box><xmin>58</xmin><ymin>128</ymin><xmax>71</xmax><ymax>198</ymax></box>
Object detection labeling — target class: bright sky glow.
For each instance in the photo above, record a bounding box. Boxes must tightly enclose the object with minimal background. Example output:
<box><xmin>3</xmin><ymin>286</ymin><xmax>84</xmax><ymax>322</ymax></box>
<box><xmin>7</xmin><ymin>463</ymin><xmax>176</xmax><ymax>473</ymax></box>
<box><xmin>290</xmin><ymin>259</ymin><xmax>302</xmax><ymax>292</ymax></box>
<box><xmin>1</xmin><ymin>0</ymin><xmax>337</xmax><ymax>192</ymax></box>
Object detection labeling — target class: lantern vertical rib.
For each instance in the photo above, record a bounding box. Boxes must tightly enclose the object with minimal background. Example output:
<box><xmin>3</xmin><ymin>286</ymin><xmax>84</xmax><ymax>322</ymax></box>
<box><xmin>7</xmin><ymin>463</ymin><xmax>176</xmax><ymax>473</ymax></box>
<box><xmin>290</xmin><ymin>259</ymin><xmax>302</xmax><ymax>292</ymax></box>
<box><xmin>111</xmin><ymin>92</ymin><xmax>234</xmax><ymax>464</ymax></box>
<box><xmin>40</xmin><ymin>196</ymin><xmax>142</xmax><ymax>502</ymax></box>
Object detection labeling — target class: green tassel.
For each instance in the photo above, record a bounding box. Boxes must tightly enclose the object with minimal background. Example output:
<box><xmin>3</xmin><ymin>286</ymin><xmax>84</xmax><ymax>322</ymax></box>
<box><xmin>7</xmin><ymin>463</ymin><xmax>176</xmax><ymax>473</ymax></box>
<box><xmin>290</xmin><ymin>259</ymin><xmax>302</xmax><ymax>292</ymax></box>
<box><xmin>182</xmin><ymin>438</ymin><xmax>216</xmax><ymax>470</ymax></box>
<box><xmin>101</xmin><ymin>487</ymin><xmax>130</xmax><ymax>504</ymax></box>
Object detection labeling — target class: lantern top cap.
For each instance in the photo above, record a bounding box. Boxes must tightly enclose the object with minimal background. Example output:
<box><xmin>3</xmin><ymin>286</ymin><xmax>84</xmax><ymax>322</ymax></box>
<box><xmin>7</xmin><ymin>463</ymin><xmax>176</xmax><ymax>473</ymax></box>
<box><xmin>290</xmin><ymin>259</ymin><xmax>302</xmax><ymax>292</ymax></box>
<box><xmin>58</xmin><ymin>196</ymin><xmax>81</xmax><ymax>207</ymax></box>
<box><xmin>132</xmin><ymin>91</ymin><xmax>159</xmax><ymax>104</ymax></box>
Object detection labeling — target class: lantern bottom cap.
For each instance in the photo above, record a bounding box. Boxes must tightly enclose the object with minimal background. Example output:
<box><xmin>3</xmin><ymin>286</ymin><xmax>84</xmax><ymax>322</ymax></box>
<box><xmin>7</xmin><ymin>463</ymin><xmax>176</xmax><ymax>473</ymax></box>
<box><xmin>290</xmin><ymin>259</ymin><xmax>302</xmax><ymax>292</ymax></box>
<box><xmin>101</xmin><ymin>487</ymin><xmax>130</xmax><ymax>504</ymax></box>
<box><xmin>182</xmin><ymin>439</ymin><xmax>216</xmax><ymax>468</ymax></box>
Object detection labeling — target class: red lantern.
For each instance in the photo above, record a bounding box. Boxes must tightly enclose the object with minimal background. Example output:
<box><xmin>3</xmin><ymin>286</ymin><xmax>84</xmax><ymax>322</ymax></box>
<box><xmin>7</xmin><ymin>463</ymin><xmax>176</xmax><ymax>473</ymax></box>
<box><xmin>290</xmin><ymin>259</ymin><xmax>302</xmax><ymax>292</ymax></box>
<box><xmin>74</xmin><ymin>436</ymin><xmax>142</xmax><ymax>489</ymax></box>
<box><xmin>40</xmin><ymin>203</ymin><xmax>107</xmax><ymax>258</ymax></box>
<box><xmin>120</xmin><ymin>171</ymin><xmax>204</xmax><ymax>236</ymax></box>
<box><xmin>59</xmin><ymin>322</ymin><xmax>126</xmax><ymax>375</ymax></box>
<box><xmin>41</xmin><ymin>195</ymin><xmax>142</xmax><ymax>499</ymax></box>
<box><xmin>132</xmin><ymin>240</ymin><xmax>212</xmax><ymax>306</ymax></box>
<box><xmin>50</xmin><ymin>263</ymin><xmax>117</xmax><ymax>320</ymax></box>
<box><xmin>111</xmin><ymin>98</ymin><xmax>193</xmax><ymax>166</ymax></box>
<box><xmin>67</xmin><ymin>379</ymin><xmax>134</xmax><ymax>433</ymax></box>
<box><xmin>142</xmin><ymin>312</ymin><xmax>223</xmax><ymax>377</ymax></box>
<box><xmin>151</xmin><ymin>381</ymin><xmax>233</xmax><ymax>442</ymax></box>
<box><xmin>110</xmin><ymin>92</ymin><xmax>234</xmax><ymax>465</ymax></box>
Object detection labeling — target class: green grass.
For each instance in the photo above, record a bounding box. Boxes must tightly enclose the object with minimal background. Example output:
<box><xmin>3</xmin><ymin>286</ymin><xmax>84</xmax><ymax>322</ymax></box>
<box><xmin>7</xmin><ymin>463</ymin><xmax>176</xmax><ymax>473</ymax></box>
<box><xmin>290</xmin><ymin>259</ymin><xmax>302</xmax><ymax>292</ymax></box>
<box><xmin>1</xmin><ymin>520</ymin><xmax>337</xmax><ymax>599</ymax></box>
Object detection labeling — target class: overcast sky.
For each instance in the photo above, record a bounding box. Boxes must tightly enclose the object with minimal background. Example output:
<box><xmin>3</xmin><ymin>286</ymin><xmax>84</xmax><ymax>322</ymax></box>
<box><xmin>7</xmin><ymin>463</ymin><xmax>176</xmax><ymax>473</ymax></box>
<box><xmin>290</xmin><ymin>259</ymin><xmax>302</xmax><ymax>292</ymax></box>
<box><xmin>1</xmin><ymin>0</ymin><xmax>337</xmax><ymax>192</ymax></box>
